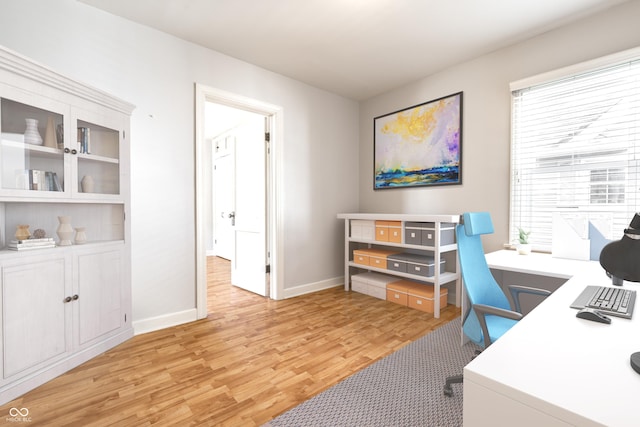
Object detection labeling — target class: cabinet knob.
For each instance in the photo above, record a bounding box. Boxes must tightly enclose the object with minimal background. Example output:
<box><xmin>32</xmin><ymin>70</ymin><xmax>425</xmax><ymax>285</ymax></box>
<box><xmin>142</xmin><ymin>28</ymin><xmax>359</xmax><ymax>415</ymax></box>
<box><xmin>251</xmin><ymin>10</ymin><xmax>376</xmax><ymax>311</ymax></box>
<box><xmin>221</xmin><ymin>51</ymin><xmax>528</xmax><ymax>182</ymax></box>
<box><xmin>72</xmin><ymin>294</ymin><xmax>79</xmax><ymax>300</ymax></box>
<box><xmin>64</xmin><ymin>296</ymin><xmax>72</xmax><ymax>303</ymax></box>
<box><xmin>64</xmin><ymin>147</ymin><xmax>70</xmax><ymax>153</ymax></box>
<box><xmin>71</xmin><ymin>149</ymin><xmax>77</xmax><ymax>155</ymax></box>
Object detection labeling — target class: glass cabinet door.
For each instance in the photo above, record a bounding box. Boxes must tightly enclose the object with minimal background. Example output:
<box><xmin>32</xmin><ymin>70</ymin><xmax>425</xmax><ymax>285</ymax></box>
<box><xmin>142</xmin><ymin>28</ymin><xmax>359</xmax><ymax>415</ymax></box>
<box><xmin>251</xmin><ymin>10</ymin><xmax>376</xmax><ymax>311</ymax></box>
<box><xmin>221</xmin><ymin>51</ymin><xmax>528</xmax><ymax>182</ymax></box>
<box><xmin>0</xmin><ymin>98</ymin><xmax>65</xmax><ymax>194</ymax></box>
<box><xmin>74</xmin><ymin>118</ymin><xmax>121</xmax><ymax>197</ymax></box>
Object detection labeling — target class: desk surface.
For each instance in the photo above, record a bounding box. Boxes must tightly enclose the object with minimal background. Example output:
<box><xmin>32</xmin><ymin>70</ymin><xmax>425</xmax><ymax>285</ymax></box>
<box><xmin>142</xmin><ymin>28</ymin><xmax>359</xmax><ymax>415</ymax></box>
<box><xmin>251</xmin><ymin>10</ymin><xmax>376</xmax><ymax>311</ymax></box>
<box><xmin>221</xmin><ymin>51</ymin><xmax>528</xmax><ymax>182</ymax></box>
<box><xmin>485</xmin><ymin>249</ymin><xmax>595</xmax><ymax>279</ymax></box>
<box><xmin>465</xmin><ymin>254</ymin><xmax>640</xmax><ymax>426</ymax></box>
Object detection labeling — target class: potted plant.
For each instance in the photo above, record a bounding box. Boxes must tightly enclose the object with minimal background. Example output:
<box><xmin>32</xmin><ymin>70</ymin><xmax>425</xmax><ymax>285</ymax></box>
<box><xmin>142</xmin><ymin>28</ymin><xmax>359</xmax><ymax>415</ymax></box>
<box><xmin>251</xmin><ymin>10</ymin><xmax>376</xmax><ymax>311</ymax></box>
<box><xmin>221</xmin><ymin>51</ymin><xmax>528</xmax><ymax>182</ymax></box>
<box><xmin>516</xmin><ymin>227</ymin><xmax>532</xmax><ymax>255</ymax></box>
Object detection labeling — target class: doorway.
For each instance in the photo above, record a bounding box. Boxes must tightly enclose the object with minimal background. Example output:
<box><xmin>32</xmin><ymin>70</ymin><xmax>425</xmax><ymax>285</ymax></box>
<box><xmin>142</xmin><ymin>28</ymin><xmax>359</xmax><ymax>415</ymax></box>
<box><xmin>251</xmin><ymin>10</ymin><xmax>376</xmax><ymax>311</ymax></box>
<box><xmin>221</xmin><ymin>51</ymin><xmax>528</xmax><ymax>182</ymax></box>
<box><xmin>195</xmin><ymin>84</ymin><xmax>283</xmax><ymax>319</ymax></box>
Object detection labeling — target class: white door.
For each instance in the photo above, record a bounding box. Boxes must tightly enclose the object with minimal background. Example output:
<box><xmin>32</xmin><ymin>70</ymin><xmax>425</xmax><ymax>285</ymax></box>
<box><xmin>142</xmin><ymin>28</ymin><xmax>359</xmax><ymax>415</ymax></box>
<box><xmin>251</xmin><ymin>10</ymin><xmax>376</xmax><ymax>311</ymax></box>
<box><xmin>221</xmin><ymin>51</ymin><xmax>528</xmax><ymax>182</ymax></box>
<box><xmin>231</xmin><ymin>114</ymin><xmax>269</xmax><ymax>296</ymax></box>
<box><xmin>213</xmin><ymin>136</ymin><xmax>235</xmax><ymax>260</ymax></box>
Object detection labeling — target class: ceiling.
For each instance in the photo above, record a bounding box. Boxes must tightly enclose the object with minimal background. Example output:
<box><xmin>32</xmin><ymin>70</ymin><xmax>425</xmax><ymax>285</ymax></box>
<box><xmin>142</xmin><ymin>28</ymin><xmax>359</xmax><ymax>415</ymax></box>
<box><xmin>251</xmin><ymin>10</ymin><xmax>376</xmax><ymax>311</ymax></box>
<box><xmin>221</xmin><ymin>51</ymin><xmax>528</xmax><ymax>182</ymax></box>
<box><xmin>79</xmin><ymin>0</ymin><xmax>629</xmax><ymax>101</ymax></box>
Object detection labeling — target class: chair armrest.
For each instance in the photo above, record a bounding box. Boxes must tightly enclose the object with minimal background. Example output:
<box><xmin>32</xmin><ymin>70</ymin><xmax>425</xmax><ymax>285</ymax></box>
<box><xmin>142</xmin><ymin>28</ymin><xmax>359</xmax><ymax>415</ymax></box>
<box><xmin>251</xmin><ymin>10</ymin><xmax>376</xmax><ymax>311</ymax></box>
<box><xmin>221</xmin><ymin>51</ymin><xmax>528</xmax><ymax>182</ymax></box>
<box><xmin>507</xmin><ymin>285</ymin><xmax>552</xmax><ymax>314</ymax></box>
<box><xmin>473</xmin><ymin>304</ymin><xmax>523</xmax><ymax>348</ymax></box>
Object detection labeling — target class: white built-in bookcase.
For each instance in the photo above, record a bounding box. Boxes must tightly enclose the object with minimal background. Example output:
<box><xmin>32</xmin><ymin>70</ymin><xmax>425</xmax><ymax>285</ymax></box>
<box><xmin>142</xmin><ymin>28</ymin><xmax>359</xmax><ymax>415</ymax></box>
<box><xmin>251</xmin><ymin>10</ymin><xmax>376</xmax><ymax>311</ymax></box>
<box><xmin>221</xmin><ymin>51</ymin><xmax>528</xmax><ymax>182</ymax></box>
<box><xmin>0</xmin><ymin>45</ymin><xmax>134</xmax><ymax>404</ymax></box>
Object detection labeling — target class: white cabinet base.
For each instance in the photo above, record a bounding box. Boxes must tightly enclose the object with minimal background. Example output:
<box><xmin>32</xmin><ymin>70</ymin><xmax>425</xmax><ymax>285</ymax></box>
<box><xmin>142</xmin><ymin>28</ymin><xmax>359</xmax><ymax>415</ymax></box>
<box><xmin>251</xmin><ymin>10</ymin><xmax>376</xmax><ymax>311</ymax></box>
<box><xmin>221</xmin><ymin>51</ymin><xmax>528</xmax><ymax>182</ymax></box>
<box><xmin>0</xmin><ymin>328</ymin><xmax>132</xmax><ymax>405</ymax></box>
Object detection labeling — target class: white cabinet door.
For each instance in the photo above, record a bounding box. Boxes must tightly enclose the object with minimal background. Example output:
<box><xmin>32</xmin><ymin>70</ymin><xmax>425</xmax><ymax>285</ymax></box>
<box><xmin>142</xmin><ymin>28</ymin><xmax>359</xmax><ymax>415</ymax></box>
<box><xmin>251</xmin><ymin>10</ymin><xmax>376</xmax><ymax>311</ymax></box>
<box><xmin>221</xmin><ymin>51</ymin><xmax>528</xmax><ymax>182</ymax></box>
<box><xmin>70</xmin><ymin>107</ymin><xmax>126</xmax><ymax>200</ymax></box>
<box><xmin>0</xmin><ymin>85</ymin><xmax>69</xmax><ymax>198</ymax></box>
<box><xmin>1</xmin><ymin>257</ymin><xmax>70</xmax><ymax>381</ymax></box>
<box><xmin>75</xmin><ymin>247</ymin><xmax>123</xmax><ymax>348</ymax></box>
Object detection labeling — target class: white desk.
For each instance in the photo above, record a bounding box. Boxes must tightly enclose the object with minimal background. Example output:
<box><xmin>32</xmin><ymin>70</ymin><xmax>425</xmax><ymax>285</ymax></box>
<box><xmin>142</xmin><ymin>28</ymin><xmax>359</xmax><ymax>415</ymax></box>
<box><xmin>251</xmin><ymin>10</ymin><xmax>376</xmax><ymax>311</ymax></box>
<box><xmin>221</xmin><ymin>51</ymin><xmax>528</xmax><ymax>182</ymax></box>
<box><xmin>485</xmin><ymin>249</ymin><xmax>595</xmax><ymax>279</ymax></box>
<box><xmin>485</xmin><ymin>250</ymin><xmax>595</xmax><ymax>315</ymax></box>
<box><xmin>464</xmin><ymin>254</ymin><xmax>640</xmax><ymax>426</ymax></box>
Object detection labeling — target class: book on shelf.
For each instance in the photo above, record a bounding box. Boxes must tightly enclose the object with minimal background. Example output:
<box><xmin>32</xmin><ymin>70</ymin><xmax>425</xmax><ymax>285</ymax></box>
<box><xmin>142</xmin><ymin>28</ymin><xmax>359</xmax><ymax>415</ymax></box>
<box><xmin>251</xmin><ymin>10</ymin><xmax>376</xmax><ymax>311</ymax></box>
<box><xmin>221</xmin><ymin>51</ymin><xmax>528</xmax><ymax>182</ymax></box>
<box><xmin>51</xmin><ymin>172</ymin><xmax>62</xmax><ymax>191</ymax></box>
<box><xmin>8</xmin><ymin>244</ymin><xmax>56</xmax><ymax>251</ymax></box>
<box><xmin>46</xmin><ymin>171</ymin><xmax>62</xmax><ymax>191</ymax></box>
<box><xmin>15</xmin><ymin>169</ymin><xmax>62</xmax><ymax>191</ymax></box>
<box><xmin>8</xmin><ymin>238</ymin><xmax>56</xmax><ymax>250</ymax></box>
<box><xmin>78</xmin><ymin>126</ymin><xmax>91</xmax><ymax>154</ymax></box>
<box><xmin>11</xmin><ymin>238</ymin><xmax>55</xmax><ymax>245</ymax></box>
<box><xmin>30</xmin><ymin>169</ymin><xmax>44</xmax><ymax>191</ymax></box>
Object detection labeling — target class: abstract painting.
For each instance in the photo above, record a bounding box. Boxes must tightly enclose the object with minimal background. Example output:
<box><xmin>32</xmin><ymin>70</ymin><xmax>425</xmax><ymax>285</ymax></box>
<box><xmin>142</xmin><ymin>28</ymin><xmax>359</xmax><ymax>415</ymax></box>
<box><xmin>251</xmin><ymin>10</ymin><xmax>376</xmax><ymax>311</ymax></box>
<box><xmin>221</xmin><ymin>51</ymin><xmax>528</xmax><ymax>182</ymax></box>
<box><xmin>374</xmin><ymin>92</ymin><xmax>462</xmax><ymax>189</ymax></box>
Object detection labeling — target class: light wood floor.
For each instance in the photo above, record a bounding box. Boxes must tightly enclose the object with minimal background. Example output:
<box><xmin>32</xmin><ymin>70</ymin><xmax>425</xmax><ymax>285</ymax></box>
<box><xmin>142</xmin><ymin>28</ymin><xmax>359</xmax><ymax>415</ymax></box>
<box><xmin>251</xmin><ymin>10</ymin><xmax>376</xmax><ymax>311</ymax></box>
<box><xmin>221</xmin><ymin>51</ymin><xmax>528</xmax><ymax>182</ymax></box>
<box><xmin>1</xmin><ymin>257</ymin><xmax>460</xmax><ymax>426</ymax></box>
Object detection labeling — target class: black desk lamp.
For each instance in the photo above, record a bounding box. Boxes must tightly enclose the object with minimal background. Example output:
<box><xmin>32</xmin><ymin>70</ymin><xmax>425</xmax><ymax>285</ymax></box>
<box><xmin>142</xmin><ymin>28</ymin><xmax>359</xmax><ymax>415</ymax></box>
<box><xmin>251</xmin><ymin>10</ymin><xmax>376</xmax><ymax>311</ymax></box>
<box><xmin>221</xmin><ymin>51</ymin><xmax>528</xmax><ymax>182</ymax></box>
<box><xmin>599</xmin><ymin>212</ymin><xmax>640</xmax><ymax>375</ymax></box>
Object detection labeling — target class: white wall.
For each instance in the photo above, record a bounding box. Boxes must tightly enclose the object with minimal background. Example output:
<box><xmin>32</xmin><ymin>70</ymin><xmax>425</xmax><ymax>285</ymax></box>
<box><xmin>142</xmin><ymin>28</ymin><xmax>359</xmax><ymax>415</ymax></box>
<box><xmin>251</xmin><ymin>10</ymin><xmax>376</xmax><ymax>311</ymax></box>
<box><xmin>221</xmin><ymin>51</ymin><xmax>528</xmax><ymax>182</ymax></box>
<box><xmin>359</xmin><ymin>0</ymin><xmax>640</xmax><ymax>252</ymax></box>
<box><xmin>0</xmin><ymin>0</ymin><xmax>359</xmax><ymax>329</ymax></box>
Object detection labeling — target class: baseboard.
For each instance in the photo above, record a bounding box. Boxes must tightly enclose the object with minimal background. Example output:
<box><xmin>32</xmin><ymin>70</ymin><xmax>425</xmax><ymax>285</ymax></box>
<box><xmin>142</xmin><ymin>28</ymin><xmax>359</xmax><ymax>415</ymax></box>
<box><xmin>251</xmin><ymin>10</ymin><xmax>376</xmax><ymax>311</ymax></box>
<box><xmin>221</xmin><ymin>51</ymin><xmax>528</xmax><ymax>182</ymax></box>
<box><xmin>133</xmin><ymin>308</ymin><xmax>198</xmax><ymax>335</ymax></box>
<box><xmin>281</xmin><ymin>276</ymin><xmax>344</xmax><ymax>299</ymax></box>
<box><xmin>133</xmin><ymin>278</ymin><xmax>344</xmax><ymax>333</ymax></box>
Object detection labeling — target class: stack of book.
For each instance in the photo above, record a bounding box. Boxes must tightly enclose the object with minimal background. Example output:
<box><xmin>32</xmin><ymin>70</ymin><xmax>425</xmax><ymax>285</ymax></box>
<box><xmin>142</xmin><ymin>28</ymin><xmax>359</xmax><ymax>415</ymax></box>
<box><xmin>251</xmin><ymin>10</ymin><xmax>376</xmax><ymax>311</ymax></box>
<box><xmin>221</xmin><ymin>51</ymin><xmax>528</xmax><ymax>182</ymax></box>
<box><xmin>78</xmin><ymin>126</ymin><xmax>91</xmax><ymax>154</ymax></box>
<box><xmin>15</xmin><ymin>170</ymin><xmax>62</xmax><ymax>191</ymax></box>
<box><xmin>8</xmin><ymin>238</ymin><xmax>56</xmax><ymax>251</ymax></box>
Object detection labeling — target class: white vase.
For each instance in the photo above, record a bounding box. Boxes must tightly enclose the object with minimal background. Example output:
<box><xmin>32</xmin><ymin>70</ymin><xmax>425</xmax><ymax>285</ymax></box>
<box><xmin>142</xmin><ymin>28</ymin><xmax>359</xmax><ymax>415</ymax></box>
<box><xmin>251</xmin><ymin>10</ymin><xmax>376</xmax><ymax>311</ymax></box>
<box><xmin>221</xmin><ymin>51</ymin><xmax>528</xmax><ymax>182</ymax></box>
<box><xmin>74</xmin><ymin>227</ymin><xmax>87</xmax><ymax>244</ymax></box>
<box><xmin>517</xmin><ymin>243</ymin><xmax>532</xmax><ymax>255</ymax></box>
<box><xmin>24</xmin><ymin>118</ymin><xmax>43</xmax><ymax>145</ymax></box>
<box><xmin>81</xmin><ymin>175</ymin><xmax>94</xmax><ymax>193</ymax></box>
<box><xmin>57</xmin><ymin>216</ymin><xmax>73</xmax><ymax>246</ymax></box>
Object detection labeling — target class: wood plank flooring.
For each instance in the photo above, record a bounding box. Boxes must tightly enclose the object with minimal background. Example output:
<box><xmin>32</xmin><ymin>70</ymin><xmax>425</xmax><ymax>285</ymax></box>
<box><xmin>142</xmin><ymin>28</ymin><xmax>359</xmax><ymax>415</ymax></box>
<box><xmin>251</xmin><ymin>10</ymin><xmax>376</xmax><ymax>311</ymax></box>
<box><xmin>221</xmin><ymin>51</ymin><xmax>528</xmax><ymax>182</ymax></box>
<box><xmin>1</xmin><ymin>257</ymin><xmax>460</xmax><ymax>426</ymax></box>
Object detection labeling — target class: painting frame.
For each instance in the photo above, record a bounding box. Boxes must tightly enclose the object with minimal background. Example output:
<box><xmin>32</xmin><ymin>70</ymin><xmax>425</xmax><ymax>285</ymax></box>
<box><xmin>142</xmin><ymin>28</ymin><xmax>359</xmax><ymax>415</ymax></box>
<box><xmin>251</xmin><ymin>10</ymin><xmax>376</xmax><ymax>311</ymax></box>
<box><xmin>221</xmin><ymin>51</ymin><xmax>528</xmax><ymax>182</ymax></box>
<box><xmin>374</xmin><ymin>91</ymin><xmax>463</xmax><ymax>190</ymax></box>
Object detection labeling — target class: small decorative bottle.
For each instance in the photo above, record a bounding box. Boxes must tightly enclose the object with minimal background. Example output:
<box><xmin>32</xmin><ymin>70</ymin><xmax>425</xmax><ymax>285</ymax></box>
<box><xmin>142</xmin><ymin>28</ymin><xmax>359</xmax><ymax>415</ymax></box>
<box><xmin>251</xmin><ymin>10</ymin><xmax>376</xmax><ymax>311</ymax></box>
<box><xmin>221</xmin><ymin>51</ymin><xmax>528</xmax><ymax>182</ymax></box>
<box><xmin>24</xmin><ymin>118</ymin><xmax>43</xmax><ymax>145</ymax></box>
<box><xmin>56</xmin><ymin>216</ymin><xmax>73</xmax><ymax>246</ymax></box>
<box><xmin>74</xmin><ymin>227</ymin><xmax>87</xmax><ymax>244</ymax></box>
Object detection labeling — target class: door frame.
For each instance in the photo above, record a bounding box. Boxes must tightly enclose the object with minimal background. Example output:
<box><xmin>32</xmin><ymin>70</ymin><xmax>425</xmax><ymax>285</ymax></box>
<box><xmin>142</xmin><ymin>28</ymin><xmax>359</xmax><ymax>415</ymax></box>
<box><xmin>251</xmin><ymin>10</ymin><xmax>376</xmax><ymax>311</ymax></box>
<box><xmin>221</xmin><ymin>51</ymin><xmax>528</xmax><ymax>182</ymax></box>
<box><xmin>195</xmin><ymin>83</ymin><xmax>284</xmax><ymax>319</ymax></box>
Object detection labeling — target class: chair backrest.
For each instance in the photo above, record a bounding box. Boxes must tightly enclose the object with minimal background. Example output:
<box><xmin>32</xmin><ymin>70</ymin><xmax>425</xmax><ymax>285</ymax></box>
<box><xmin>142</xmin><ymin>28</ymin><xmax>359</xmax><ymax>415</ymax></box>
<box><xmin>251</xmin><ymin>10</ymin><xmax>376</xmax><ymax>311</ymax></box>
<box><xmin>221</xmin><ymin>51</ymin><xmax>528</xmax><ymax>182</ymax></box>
<box><xmin>457</xmin><ymin>212</ymin><xmax>511</xmax><ymax>345</ymax></box>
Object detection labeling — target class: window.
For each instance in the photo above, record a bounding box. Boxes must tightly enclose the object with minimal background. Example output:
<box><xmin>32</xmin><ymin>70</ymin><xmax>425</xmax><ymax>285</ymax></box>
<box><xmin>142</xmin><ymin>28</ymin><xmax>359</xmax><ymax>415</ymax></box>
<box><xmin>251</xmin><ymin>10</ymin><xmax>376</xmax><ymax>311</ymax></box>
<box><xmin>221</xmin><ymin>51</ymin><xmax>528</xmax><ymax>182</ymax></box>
<box><xmin>510</xmin><ymin>50</ymin><xmax>640</xmax><ymax>251</ymax></box>
<box><xmin>590</xmin><ymin>168</ymin><xmax>625</xmax><ymax>205</ymax></box>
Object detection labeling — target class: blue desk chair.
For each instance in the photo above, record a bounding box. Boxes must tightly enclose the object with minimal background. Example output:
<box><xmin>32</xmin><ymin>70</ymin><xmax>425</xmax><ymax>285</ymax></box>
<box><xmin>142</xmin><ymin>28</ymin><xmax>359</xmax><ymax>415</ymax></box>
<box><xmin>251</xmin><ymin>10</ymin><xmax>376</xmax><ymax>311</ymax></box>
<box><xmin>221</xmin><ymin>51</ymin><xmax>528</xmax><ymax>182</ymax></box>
<box><xmin>443</xmin><ymin>212</ymin><xmax>551</xmax><ymax>397</ymax></box>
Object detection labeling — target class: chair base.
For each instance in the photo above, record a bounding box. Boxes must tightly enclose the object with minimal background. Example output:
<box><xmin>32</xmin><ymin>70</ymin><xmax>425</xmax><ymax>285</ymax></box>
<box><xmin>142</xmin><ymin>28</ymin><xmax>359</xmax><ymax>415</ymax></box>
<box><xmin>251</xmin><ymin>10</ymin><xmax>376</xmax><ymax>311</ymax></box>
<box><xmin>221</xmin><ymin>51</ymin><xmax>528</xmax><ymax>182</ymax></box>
<box><xmin>443</xmin><ymin>350</ymin><xmax>481</xmax><ymax>397</ymax></box>
<box><xmin>443</xmin><ymin>374</ymin><xmax>463</xmax><ymax>397</ymax></box>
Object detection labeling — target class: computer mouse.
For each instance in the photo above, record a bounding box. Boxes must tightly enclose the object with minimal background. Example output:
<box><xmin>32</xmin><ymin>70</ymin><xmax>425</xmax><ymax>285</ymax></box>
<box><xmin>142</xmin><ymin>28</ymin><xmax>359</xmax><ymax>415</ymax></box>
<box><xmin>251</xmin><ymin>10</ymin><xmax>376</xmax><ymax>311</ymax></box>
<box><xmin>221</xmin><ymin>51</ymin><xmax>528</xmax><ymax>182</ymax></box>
<box><xmin>576</xmin><ymin>308</ymin><xmax>612</xmax><ymax>324</ymax></box>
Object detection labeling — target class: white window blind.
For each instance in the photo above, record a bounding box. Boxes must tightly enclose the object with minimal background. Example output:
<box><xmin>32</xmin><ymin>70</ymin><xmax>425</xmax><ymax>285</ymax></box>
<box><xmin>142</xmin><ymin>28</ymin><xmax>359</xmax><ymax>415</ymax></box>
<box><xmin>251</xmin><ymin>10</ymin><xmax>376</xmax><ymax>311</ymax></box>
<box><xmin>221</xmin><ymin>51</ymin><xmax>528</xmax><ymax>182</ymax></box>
<box><xmin>510</xmin><ymin>57</ymin><xmax>640</xmax><ymax>251</ymax></box>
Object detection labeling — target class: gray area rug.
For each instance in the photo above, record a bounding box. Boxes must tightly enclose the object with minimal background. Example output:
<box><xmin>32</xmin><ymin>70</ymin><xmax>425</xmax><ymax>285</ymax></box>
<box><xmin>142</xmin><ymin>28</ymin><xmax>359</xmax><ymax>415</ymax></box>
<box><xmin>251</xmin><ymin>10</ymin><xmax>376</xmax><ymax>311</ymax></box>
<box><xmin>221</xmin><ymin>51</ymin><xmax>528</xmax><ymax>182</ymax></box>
<box><xmin>265</xmin><ymin>317</ymin><xmax>480</xmax><ymax>427</ymax></box>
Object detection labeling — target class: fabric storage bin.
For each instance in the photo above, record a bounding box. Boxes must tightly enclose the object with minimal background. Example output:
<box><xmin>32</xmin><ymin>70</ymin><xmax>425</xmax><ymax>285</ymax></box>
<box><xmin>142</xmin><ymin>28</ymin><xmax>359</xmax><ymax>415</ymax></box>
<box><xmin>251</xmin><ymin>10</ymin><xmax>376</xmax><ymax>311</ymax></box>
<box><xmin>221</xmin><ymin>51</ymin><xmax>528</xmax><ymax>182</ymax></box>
<box><xmin>405</xmin><ymin>282</ymin><xmax>448</xmax><ymax>313</ymax></box>
<box><xmin>375</xmin><ymin>220</ymin><xmax>402</xmax><ymax>243</ymax></box>
<box><xmin>386</xmin><ymin>280</ymin><xmax>411</xmax><ymax>306</ymax></box>
<box><xmin>422</xmin><ymin>223</ymin><xmax>456</xmax><ymax>246</ymax></box>
<box><xmin>404</xmin><ymin>222</ymin><xmax>426</xmax><ymax>245</ymax></box>
<box><xmin>353</xmin><ymin>248</ymin><xmax>400</xmax><ymax>268</ymax></box>
<box><xmin>386</xmin><ymin>253</ymin><xmax>407</xmax><ymax>273</ymax></box>
<box><xmin>404</xmin><ymin>222</ymin><xmax>456</xmax><ymax>247</ymax></box>
<box><xmin>353</xmin><ymin>249</ymin><xmax>371</xmax><ymax>266</ymax></box>
<box><xmin>351</xmin><ymin>272</ymin><xmax>399</xmax><ymax>300</ymax></box>
<box><xmin>396</xmin><ymin>253</ymin><xmax>445</xmax><ymax>277</ymax></box>
<box><xmin>388</xmin><ymin>222</ymin><xmax>402</xmax><ymax>243</ymax></box>
<box><xmin>351</xmin><ymin>219</ymin><xmax>375</xmax><ymax>241</ymax></box>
